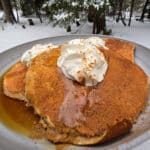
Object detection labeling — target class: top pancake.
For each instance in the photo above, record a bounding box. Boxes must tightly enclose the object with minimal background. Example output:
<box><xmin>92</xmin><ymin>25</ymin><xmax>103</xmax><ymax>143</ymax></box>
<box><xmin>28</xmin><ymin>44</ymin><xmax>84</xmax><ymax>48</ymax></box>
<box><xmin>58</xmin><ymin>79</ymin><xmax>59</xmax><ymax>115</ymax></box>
<box><xmin>25</xmin><ymin>46</ymin><xmax>148</xmax><ymax>138</ymax></box>
<box><xmin>3</xmin><ymin>38</ymin><xmax>135</xmax><ymax>100</ymax></box>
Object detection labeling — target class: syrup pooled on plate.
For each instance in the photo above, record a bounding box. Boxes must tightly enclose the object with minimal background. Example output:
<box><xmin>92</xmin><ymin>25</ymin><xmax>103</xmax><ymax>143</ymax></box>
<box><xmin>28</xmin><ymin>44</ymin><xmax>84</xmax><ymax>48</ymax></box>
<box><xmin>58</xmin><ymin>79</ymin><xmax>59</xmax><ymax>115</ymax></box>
<box><xmin>0</xmin><ymin>74</ymin><xmax>42</xmax><ymax>137</ymax></box>
<box><xmin>0</xmin><ymin>73</ymin><xmax>70</xmax><ymax>150</ymax></box>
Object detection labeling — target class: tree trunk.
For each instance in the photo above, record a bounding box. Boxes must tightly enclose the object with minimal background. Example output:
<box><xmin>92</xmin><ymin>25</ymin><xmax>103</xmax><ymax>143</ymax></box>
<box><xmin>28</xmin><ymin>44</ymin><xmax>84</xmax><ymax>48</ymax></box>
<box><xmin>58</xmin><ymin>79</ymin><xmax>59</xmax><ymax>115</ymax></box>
<box><xmin>36</xmin><ymin>10</ymin><xmax>43</xmax><ymax>23</ymax></box>
<box><xmin>0</xmin><ymin>0</ymin><xmax>17</xmax><ymax>23</ymax></box>
<box><xmin>116</xmin><ymin>0</ymin><xmax>126</xmax><ymax>26</ymax></box>
<box><xmin>93</xmin><ymin>9</ymin><xmax>106</xmax><ymax>34</ymax></box>
<box><xmin>34</xmin><ymin>0</ymin><xmax>43</xmax><ymax>23</ymax></box>
<box><xmin>116</xmin><ymin>0</ymin><xmax>123</xmax><ymax>22</ymax></box>
<box><xmin>112</xmin><ymin>5</ymin><xmax>117</xmax><ymax>20</ymax></box>
<box><xmin>128</xmin><ymin>0</ymin><xmax>135</xmax><ymax>26</ymax></box>
<box><xmin>140</xmin><ymin>0</ymin><xmax>149</xmax><ymax>22</ymax></box>
<box><xmin>148</xmin><ymin>7</ymin><xmax>150</xmax><ymax>19</ymax></box>
<box><xmin>13</xmin><ymin>0</ymin><xmax>19</xmax><ymax>23</ymax></box>
<box><xmin>93</xmin><ymin>18</ymin><xmax>96</xmax><ymax>34</ymax></box>
<box><xmin>109</xmin><ymin>0</ymin><xmax>118</xmax><ymax>20</ymax></box>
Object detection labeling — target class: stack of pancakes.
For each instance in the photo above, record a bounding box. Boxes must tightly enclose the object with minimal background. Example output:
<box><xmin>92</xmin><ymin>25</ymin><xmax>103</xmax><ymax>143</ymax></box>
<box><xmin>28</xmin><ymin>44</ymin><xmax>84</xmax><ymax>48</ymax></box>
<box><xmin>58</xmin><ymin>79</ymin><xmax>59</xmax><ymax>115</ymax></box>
<box><xmin>3</xmin><ymin>38</ymin><xmax>148</xmax><ymax>145</ymax></box>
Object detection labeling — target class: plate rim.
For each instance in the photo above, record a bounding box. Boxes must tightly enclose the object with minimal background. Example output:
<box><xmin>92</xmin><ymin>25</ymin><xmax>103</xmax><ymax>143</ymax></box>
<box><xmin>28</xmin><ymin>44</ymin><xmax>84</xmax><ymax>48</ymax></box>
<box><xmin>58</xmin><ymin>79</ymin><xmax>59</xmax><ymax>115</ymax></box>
<box><xmin>0</xmin><ymin>34</ymin><xmax>149</xmax><ymax>55</ymax></box>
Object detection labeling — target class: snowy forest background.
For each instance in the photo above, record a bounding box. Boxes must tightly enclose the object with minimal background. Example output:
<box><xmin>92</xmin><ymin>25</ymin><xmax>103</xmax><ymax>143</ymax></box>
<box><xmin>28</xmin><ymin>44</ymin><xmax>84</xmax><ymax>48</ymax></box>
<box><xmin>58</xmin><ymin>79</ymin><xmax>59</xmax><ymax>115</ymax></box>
<box><xmin>0</xmin><ymin>0</ymin><xmax>149</xmax><ymax>51</ymax></box>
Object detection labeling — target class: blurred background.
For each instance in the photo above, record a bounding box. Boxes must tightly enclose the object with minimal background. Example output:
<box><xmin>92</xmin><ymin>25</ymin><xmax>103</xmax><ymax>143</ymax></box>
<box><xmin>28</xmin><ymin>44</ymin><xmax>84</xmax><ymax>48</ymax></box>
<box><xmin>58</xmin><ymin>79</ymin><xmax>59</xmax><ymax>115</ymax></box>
<box><xmin>0</xmin><ymin>0</ymin><xmax>149</xmax><ymax>51</ymax></box>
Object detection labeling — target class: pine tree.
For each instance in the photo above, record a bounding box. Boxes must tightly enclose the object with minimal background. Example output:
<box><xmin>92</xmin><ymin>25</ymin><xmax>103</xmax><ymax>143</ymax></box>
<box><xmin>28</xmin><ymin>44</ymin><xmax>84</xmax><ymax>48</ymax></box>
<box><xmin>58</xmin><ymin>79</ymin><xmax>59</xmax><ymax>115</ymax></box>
<box><xmin>19</xmin><ymin>0</ymin><xmax>45</xmax><ymax>23</ymax></box>
<box><xmin>48</xmin><ymin>0</ymin><xmax>85</xmax><ymax>32</ymax></box>
<box><xmin>20</xmin><ymin>0</ymin><xmax>35</xmax><ymax>16</ymax></box>
<box><xmin>47</xmin><ymin>0</ymin><xmax>110</xmax><ymax>34</ymax></box>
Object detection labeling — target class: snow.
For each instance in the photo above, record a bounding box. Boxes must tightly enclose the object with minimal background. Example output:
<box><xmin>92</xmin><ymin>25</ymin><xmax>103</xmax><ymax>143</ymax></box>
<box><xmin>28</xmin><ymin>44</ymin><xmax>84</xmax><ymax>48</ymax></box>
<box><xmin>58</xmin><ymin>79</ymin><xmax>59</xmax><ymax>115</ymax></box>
<box><xmin>0</xmin><ymin>18</ymin><xmax>67</xmax><ymax>53</ymax></box>
<box><xmin>72</xmin><ymin>2</ymin><xmax>78</xmax><ymax>7</ymax></box>
<box><xmin>54</xmin><ymin>12</ymin><xmax>71</xmax><ymax>20</ymax></box>
<box><xmin>0</xmin><ymin>11</ymin><xmax>4</xmax><ymax>20</ymax></box>
<box><xmin>0</xmin><ymin>17</ymin><xmax>149</xmax><ymax>53</ymax></box>
<box><xmin>108</xmin><ymin>19</ymin><xmax>150</xmax><ymax>48</ymax></box>
<box><xmin>0</xmin><ymin>23</ymin><xmax>67</xmax><ymax>53</ymax></box>
<box><xmin>78</xmin><ymin>19</ymin><xmax>150</xmax><ymax>49</ymax></box>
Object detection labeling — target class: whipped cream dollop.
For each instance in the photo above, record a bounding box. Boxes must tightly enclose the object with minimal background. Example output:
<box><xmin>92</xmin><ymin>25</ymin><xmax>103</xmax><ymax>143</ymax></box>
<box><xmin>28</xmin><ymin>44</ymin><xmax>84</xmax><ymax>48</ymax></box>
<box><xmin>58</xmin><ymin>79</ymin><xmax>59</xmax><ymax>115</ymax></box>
<box><xmin>21</xmin><ymin>43</ymin><xmax>58</xmax><ymax>66</ymax></box>
<box><xmin>57</xmin><ymin>37</ymin><xmax>108</xmax><ymax>86</ymax></box>
<box><xmin>68</xmin><ymin>37</ymin><xmax>108</xmax><ymax>49</ymax></box>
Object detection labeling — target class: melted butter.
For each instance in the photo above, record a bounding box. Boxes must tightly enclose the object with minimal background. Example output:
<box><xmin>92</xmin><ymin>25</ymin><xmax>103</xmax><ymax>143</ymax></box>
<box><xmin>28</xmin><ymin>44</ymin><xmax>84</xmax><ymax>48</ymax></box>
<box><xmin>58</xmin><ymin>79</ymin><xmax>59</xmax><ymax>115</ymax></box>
<box><xmin>0</xmin><ymin>74</ymin><xmax>39</xmax><ymax>136</ymax></box>
<box><xmin>58</xmin><ymin>69</ymin><xmax>87</xmax><ymax>127</ymax></box>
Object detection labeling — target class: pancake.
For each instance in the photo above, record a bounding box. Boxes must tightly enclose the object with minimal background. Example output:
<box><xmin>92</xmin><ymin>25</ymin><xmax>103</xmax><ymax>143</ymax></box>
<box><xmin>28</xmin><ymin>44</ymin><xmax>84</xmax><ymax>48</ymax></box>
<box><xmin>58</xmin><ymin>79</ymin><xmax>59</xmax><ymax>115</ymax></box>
<box><xmin>24</xmin><ymin>47</ymin><xmax>148</xmax><ymax>145</ymax></box>
<box><xmin>104</xmin><ymin>38</ymin><xmax>135</xmax><ymax>62</ymax></box>
<box><xmin>3</xmin><ymin>62</ymin><xmax>27</xmax><ymax>101</ymax></box>
<box><xmin>3</xmin><ymin>38</ymin><xmax>135</xmax><ymax>101</ymax></box>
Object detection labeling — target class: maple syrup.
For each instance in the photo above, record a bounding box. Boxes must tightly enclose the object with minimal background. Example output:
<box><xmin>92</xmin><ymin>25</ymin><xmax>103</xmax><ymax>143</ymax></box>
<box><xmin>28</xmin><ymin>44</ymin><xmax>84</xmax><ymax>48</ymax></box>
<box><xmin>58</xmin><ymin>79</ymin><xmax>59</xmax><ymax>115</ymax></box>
<box><xmin>0</xmin><ymin>75</ymin><xmax>39</xmax><ymax>136</ymax></box>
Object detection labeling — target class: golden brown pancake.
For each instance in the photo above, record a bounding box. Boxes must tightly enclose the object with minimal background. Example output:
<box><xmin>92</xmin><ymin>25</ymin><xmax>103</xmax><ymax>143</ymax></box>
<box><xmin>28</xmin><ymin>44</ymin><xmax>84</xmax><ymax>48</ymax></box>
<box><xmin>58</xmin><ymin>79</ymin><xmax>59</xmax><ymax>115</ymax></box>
<box><xmin>104</xmin><ymin>38</ymin><xmax>135</xmax><ymax>62</ymax></box>
<box><xmin>3</xmin><ymin>38</ymin><xmax>135</xmax><ymax>101</ymax></box>
<box><xmin>3</xmin><ymin>62</ymin><xmax>27</xmax><ymax>101</ymax></box>
<box><xmin>24</xmin><ymin>47</ymin><xmax>148</xmax><ymax>145</ymax></box>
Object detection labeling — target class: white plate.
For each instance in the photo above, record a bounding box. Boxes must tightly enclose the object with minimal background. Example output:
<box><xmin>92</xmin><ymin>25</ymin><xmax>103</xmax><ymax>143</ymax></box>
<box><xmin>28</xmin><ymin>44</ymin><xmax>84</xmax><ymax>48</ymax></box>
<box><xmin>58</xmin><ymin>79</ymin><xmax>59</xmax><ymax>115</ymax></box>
<box><xmin>0</xmin><ymin>35</ymin><xmax>150</xmax><ymax>150</ymax></box>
